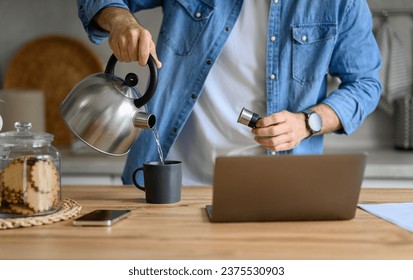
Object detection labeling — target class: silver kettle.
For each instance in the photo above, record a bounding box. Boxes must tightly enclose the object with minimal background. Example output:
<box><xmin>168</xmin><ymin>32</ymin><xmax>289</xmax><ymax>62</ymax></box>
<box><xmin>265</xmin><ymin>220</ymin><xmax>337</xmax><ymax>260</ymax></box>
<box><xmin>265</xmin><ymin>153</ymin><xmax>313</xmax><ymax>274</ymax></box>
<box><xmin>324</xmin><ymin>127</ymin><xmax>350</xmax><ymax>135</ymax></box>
<box><xmin>61</xmin><ymin>54</ymin><xmax>158</xmax><ymax>156</ymax></box>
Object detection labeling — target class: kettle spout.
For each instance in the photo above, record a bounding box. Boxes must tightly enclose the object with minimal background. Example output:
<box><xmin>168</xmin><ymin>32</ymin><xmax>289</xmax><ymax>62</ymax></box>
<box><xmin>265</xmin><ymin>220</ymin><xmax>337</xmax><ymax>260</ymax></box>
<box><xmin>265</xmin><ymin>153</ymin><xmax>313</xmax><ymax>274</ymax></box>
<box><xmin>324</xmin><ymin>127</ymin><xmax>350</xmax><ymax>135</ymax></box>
<box><xmin>133</xmin><ymin>111</ymin><xmax>156</xmax><ymax>129</ymax></box>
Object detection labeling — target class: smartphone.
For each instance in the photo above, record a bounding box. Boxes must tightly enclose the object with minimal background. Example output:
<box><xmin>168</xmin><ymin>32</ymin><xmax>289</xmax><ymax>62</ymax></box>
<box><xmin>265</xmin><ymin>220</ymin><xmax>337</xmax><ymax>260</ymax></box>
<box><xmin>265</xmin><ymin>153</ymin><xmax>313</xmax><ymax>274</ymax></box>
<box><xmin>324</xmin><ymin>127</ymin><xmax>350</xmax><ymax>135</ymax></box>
<box><xmin>73</xmin><ymin>209</ymin><xmax>131</xmax><ymax>226</ymax></box>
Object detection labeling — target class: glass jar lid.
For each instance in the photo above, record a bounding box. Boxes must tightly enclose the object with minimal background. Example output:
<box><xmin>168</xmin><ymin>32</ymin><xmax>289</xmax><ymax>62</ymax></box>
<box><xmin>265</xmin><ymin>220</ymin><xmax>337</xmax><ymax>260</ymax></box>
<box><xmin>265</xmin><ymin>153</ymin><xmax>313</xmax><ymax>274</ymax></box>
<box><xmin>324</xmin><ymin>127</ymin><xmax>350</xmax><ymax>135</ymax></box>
<box><xmin>0</xmin><ymin>122</ymin><xmax>54</xmax><ymax>147</ymax></box>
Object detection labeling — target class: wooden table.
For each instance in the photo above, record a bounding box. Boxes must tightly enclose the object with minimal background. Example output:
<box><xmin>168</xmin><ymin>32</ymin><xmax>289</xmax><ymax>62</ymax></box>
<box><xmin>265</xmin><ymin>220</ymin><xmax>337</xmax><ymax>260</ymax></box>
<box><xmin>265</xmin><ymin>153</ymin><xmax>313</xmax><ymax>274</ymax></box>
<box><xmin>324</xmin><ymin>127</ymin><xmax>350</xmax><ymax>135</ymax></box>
<box><xmin>1</xmin><ymin>185</ymin><xmax>413</xmax><ymax>260</ymax></box>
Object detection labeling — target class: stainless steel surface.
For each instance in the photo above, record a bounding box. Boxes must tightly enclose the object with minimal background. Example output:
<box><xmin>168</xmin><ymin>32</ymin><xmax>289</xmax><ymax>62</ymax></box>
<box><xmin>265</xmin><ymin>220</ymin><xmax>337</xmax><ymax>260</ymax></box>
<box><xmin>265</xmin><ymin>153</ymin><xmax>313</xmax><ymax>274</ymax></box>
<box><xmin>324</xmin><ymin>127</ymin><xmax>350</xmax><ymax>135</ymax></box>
<box><xmin>60</xmin><ymin>54</ymin><xmax>158</xmax><ymax>156</ymax></box>
<box><xmin>237</xmin><ymin>107</ymin><xmax>254</xmax><ymax>126</ymax></box>
<box><xmin>133</xmin><ymin>111</ymin><xmax>156</xmax><ymax>129</ymax></box>
<box><xmin>237</xmin><ymin>107</ymin><xmax>260</xmax><ymax>128</ymax></box>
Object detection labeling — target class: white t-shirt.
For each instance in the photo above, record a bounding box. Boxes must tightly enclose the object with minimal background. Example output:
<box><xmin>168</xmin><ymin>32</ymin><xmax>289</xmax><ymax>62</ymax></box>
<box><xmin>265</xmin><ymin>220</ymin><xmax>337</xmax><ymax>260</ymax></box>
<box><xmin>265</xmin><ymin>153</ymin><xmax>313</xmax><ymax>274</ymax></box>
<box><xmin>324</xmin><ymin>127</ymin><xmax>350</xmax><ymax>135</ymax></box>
<box><xmin>167</xmin><ymin>0</ymin><xmax>269</xmax><ymax>185</ymax></box>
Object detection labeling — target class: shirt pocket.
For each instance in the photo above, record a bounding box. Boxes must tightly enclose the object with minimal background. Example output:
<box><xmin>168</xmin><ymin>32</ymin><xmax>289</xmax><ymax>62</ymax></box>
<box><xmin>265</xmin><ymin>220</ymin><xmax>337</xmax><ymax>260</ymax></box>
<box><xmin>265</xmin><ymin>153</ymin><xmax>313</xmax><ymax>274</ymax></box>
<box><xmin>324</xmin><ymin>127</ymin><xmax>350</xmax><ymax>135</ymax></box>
<box><xmin>160</xmin><ymin>0</ymin><xmax>214</xmax><ymax>56</ymax></box>
<box><xmin>292</xmin><ymin>23</ymin><xmax>337</xmax><ymax>84</ymax></box>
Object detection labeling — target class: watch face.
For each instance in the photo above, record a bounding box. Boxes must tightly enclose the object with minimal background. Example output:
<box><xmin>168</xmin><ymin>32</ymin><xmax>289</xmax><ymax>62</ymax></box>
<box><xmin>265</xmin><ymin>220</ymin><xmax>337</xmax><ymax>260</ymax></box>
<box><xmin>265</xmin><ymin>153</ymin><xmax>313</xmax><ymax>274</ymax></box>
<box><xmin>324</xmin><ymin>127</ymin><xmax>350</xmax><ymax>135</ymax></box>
<box><xmin>308</xmin><ymin>113</ymin><xmax>322</xmax><ymax>133</ymax></box>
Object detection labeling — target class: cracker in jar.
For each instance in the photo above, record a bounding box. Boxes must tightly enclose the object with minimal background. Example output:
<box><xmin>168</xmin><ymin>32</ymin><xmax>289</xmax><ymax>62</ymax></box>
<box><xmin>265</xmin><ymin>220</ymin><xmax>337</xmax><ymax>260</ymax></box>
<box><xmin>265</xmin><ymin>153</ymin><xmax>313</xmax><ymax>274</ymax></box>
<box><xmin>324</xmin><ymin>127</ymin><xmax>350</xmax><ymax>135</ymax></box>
<box><xmin>8</xmin><ymin>203</ymin><xmax>35</xmax><ymax>215</ymax></box>
<box><xmin>1</xmin><ymin>157</ymin><xmax>34</xmax><ymax>193</ymax></box>
<box><xmin>26</xmin><ymin>186</ymin><xmax>55</xmax><ymax>213</ymax></box>
<box><xmin>2</xmin><ymin>189</ymin><xmax>24</xmax><ymax>204</ymax></box>
<box><xmin>30</xmin><ymin>159</ymin><xmax>59</xmax><ymax>193</ymax></box>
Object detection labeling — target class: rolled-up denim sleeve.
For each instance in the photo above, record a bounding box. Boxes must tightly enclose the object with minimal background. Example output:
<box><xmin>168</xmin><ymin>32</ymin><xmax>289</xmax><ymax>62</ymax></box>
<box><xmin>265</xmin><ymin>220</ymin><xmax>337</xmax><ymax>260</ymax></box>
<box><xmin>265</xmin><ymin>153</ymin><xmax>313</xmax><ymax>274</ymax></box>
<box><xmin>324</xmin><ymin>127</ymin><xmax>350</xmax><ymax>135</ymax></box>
<box><xmin>323</xmin><ymin>0</ymin><xmax>382</xmax><ymax>135</ymax></box>
<box><xmin>77</xmin><ymin>0</ymin><xmax>129</xmax><ymax>44</ymax></box>
<box><xmin>77</xmin><ymin>0</ymin><xmax>163</xmax><ymax>44</ymax></box>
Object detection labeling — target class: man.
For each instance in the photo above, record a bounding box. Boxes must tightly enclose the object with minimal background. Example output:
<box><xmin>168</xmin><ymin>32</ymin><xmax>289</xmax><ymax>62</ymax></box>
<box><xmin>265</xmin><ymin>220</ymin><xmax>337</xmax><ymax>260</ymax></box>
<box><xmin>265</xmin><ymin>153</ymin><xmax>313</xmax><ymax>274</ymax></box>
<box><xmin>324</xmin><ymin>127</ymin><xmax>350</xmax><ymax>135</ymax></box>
<box><xmin>77</xmin><ymin>0</ymin><xmax>381</xmax><ymax>185</ymax></box>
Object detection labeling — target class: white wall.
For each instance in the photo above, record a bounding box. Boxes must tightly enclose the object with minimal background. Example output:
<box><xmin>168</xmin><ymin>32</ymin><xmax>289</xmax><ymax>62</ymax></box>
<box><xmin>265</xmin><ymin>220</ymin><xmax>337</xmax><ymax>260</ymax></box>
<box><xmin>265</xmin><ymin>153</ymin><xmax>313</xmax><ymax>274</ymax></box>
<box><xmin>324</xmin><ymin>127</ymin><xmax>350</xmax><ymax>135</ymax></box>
<box><xmin>0</xmin><ymin>0</ymin><xmax>412</xmax><ymax>151</ymax></box>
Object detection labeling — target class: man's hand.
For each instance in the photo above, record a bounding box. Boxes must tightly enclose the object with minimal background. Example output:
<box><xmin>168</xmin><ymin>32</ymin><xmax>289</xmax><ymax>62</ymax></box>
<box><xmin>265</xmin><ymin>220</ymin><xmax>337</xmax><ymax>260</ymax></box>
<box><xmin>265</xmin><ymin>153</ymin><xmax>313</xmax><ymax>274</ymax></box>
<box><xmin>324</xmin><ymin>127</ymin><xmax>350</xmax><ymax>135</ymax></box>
<box><xmin>251</xmin><ymin>104</ymin><xmax>342</xmax><ymax>152</ymax></box>
<box><xmin>95</xmin><ymin>7</ymin><xmax>162</xmax><ymax>68</ymax></box>
<box><xmin>252</xmin><ymin>111</ymin><xmax>308</xmax><ymax>152</ymax></box>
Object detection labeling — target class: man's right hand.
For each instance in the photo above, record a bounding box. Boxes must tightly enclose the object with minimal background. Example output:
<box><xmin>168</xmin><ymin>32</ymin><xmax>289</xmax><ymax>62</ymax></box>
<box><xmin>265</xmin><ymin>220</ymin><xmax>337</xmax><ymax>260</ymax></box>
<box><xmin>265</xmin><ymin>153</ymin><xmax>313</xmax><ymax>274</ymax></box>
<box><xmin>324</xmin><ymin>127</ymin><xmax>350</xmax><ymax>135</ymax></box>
<box><xmin>95</xmin><ymin>7</ymin><xmax>162</xmax><ymax>68</ymax></box>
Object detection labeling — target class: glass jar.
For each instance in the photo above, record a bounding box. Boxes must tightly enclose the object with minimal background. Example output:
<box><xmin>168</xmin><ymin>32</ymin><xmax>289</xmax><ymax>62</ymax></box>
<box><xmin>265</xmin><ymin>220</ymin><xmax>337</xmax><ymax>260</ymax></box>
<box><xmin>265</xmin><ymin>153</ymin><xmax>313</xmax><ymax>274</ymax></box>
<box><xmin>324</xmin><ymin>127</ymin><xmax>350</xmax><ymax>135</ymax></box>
<box><xmin>0</xmin><ymin>122</ymin><xmax>61</xmax><ymax>218</ymax></box>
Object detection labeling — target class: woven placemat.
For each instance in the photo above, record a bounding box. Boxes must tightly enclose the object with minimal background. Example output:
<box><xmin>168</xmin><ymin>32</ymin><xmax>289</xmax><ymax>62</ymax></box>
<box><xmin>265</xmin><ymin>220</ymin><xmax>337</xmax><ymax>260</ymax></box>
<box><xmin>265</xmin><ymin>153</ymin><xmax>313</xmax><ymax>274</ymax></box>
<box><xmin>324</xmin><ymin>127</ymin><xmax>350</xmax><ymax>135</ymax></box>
<box><xmin>3</xmin><ymin>35</ymin><xmax>103</xmax><ymax>147</ymax></box>
<box><xmin>0</xmin><ymin>198</ymin><xmax>81</xmax><ymax>229</ymax></box>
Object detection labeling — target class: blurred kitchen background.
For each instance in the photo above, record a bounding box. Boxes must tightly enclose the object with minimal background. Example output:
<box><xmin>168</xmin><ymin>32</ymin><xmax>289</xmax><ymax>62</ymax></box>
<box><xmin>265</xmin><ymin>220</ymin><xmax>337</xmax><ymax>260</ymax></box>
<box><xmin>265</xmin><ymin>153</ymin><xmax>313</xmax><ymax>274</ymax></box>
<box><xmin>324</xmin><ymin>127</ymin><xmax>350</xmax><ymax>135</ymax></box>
<box><xmin>0</xmin><ymin>0</ymin><xmax>412</xmax><ymax>186</ymax></box>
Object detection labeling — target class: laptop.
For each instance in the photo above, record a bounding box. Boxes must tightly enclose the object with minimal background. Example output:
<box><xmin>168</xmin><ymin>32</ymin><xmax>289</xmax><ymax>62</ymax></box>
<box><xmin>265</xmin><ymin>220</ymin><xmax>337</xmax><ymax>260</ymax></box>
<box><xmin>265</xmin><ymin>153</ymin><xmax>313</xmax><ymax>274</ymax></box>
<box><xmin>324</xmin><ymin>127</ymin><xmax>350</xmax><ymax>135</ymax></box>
<box><xmin>206</xmin><ymin>153</ymin><xmax>366</xmax><ymax>222</ymax></box>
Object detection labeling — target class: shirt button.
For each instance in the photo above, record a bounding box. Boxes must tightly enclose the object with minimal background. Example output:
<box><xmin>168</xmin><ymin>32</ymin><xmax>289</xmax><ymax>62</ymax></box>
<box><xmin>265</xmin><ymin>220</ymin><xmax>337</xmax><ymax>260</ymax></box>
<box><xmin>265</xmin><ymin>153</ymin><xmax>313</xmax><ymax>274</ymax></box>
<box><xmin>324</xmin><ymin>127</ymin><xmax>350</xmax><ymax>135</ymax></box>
<box><xmin>274</xmin><ymin>0</ymin><xmax>279</xmax><ymax>4</ymax></box>
<box><xmin>195</xmin><ymin>12</ymin><xmax>202</xmax><ymax>18</ymax></box>
<box><xmin>206</xmin><ymin>59</ymin><xmax>212</xmax><ymax>65</ymax></box>
<box><xmin>269</xmin><ymin>73</ymin><xmax>276</xmax><ymax>80</ymax></box>
<box><xmin>270</xmin><ymin>35</ymin><xmax>276</xmax><ymax>42</ymax></box>
<box><xmin>301</xmin><ymin>35</ymin><xmax>308</xmax><ymax>42</ymax></box>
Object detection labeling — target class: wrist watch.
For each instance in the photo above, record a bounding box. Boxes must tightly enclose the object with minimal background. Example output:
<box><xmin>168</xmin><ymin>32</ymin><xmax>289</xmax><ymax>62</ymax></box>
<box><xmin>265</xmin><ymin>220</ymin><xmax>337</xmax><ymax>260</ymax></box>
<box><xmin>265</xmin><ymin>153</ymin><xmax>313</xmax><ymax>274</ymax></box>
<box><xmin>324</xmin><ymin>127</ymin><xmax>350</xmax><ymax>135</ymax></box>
<box><xmin>301</xmin><ymin>109</ymin><xmax>322</xmax><ymax>138</ymax></box>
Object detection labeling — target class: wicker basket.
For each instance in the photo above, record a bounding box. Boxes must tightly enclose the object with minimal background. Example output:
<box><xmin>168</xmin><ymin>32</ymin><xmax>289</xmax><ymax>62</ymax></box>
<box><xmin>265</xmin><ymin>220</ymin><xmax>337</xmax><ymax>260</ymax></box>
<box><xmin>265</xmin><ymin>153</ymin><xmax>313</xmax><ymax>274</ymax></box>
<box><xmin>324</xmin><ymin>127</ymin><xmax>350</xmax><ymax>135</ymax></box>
<box><xmin>3</xmin><ymin>35</ymin><xmax>103</xmax><ymax>147</ymax></box>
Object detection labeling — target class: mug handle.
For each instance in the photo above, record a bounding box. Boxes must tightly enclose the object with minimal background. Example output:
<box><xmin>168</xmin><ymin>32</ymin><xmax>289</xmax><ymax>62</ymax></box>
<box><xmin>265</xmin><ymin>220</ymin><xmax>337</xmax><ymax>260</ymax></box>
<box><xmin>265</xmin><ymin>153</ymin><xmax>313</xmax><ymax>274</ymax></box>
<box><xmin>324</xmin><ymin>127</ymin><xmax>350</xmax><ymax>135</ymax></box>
<box><xmin>132</xmin><ymin>168</ymin><xmax>145</xmax><ymax>192</ymax></box>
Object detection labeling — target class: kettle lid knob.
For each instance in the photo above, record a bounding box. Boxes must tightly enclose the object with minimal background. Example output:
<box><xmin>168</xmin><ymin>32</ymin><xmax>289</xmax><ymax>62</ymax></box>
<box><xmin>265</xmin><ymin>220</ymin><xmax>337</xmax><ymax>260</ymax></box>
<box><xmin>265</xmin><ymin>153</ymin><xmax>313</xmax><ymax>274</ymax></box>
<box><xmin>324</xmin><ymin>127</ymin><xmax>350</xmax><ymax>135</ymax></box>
<box><xmin>125</xmin><ymin>73</ymin><xmax>139</xmax><ymax>87</ymax></box>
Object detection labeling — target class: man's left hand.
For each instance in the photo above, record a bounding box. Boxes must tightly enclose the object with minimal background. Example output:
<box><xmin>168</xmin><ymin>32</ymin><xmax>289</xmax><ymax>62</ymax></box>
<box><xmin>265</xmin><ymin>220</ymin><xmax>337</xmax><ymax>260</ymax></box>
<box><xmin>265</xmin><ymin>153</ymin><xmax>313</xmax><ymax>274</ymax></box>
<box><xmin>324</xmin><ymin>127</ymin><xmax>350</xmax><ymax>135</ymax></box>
<box><xmin>251</xmin><ymin>110</ymin><xmax>309</xmax><ymax>152</ymax></box>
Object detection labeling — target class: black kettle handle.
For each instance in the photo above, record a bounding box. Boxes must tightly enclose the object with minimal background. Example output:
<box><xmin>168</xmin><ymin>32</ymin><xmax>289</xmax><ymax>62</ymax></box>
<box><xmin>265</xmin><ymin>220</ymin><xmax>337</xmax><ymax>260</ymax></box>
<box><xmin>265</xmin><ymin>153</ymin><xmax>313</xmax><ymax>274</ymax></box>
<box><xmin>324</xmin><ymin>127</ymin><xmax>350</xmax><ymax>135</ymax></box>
<box><xmin>104</xmin><ymin>54</ymin><xmax>158</xmax><ymax>108</ymax></box>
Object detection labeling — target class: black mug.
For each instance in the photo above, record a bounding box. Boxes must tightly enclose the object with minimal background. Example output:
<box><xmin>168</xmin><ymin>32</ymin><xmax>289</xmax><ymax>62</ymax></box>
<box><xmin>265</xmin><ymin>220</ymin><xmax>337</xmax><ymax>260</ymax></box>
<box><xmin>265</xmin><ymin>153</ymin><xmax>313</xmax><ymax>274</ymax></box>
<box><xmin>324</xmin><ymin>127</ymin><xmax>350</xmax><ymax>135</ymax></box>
<box><xmin>132</xmin><ymin>160</ymin><xmax>182</xmax><ymax>204</ymax></box>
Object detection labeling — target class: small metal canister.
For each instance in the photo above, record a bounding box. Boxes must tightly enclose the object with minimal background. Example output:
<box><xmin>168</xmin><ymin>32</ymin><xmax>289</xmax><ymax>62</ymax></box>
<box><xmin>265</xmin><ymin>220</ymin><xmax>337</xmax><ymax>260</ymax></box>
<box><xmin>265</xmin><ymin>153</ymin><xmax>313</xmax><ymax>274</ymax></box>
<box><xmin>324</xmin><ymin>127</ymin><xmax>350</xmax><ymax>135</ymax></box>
<box><xmin>237</xmin><ymin>107</ymin><xmax>261</xmax><ymax>128</ymax></box>
<box><xmin>0</xmin><ymin>122</ymin><xmax>61</xmax><ymax>218</ymax></box>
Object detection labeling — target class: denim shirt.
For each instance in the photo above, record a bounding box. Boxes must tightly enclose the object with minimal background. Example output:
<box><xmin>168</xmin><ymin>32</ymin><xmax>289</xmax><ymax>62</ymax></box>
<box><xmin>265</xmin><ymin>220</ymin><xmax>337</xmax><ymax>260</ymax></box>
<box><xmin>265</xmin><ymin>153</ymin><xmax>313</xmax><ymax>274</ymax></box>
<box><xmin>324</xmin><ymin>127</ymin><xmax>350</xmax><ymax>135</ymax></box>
<box><xmin>77</xmin><ymin>0</ymin><xmax>381</xmax><ymax>184</ymax></box>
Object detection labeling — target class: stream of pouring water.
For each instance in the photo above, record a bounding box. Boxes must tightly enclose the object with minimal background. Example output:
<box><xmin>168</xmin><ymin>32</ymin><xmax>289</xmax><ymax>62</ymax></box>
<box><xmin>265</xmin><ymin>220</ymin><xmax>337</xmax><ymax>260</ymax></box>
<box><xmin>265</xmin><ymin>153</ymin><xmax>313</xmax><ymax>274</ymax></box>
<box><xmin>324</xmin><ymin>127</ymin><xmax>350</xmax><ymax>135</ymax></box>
<box><xmin>151</xmin><ymin>126</ymin><xmax>165</xmax><ymax>165</ymax></box>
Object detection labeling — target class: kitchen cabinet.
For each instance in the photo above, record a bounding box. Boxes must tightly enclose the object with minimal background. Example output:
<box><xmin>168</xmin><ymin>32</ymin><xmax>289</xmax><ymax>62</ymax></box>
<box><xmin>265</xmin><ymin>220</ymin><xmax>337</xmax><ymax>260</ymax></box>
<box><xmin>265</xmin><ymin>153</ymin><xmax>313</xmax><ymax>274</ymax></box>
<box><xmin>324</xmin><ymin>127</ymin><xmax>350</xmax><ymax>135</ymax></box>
<box><xmin>362</xmin><ymin>179</ymin><xmax>413</xmax><ymax>188</ymax></box>
<box><xmin>358</xmin><ymin>149</ymin><xmax>413</xmax><ymax>188</ymax></box>
<box><xmin>333</xmin><ymin>148</ymin><xmax>413</xmax><ymax>188</ymax></box>
<box><xmin>60</xmin><ymin>148</ymin><xmax>413</xmax><ymax>187</ymax></box>
<box><xmin>62</xmin><ymin>175</ymin><xmax>122</xmax><ymax>185</ymax></box>
<box><xmin>60</xmin><ymin>149</ymin><xmax>125</xmax><ymax>186</ymax></box>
